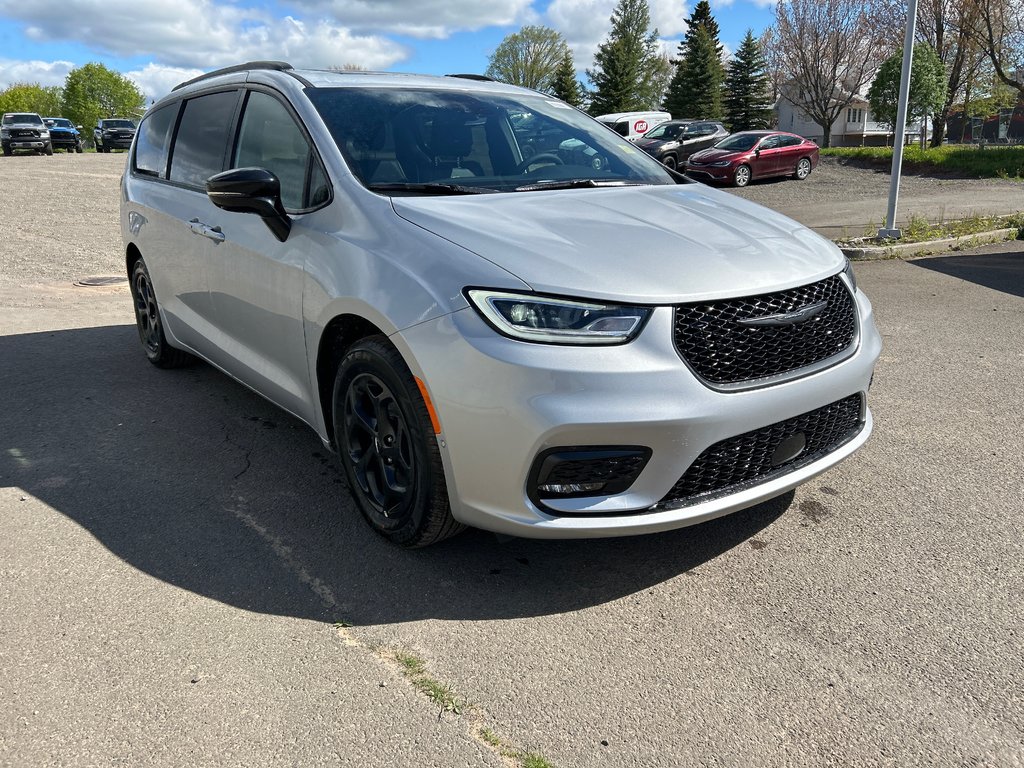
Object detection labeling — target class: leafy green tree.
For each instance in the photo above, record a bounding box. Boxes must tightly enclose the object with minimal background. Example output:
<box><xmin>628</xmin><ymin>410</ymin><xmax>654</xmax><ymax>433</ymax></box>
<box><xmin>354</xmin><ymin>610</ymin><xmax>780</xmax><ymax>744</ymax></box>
<box><xmin>0</xmin><ymin>83</ymin><xmax>63</xmax><ymax>116</ymax></box>
<box><xmin>61</xmin><ymin>63</ymin><xmax>145</xmax><ymax>140</ymax></box>
<box><xmin>549</xmin><ymin>51</ymin><xmax>585</xmax><ymax>107</ymax></box>
<box><xmin>485</xmin><ymin>26</ymin><xmax>571</xmax><ymax>91</ymax></box>
<box><xmin>868</xmin><ymin>44</ymin><xmax>948</xmax><ymax>133</ymax></box>
<box><xmin>587</xmin><ymin>0</ymin><xmax>670</xmax><ymax>115</ymax></box>
<box><xmin>723</xmin><ymin>30</ymin><xmax>774</xmax><ymax>131</ymax></box>
<box><xmin>663</xmin><ymin>0</ymin><xmax>725</xmax><ymax>119</ymax></box>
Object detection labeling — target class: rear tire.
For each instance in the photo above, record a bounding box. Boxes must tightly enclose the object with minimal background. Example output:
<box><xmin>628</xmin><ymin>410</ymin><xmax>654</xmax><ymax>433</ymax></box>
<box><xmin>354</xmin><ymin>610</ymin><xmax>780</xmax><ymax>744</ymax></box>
<box><xmin>794</xmin><ymin>157</ymin><xmax>812</xmax><ymax>180</ymax></box>
<box><xmin>129</xmin><ymin>257</ymin><xmax>193</xmax><ymax>369</ymax></box>
<box><xmin>333</xmin><ymin>337</ymin><xmax>463</xmax><ymax>548</ymax></box>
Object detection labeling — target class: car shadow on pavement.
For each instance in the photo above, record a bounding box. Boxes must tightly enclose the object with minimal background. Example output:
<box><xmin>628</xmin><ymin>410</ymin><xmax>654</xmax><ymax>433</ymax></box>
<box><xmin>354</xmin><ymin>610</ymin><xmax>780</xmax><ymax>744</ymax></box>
<box><xmin>908</xmin><ymin>248</ymin><xmax>1024</xmax><ymax>299</ymax></box>
<box><xmin>1</xmin><ymin>325</ymin><xmax>789</xmax><ymax>625</ymax></box>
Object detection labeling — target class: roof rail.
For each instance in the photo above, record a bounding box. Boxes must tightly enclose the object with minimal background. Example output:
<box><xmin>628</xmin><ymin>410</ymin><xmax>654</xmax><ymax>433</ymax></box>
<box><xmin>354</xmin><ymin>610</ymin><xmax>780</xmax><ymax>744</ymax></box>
<box><xmin>173</xmin><ymin>61</ymin><xmax>294</xmax><ymax>92</ymax></box>
<box><xmin>445</xmin><ymin>73</ymin><xmax>496</xmax><ymax>82</ymax></box>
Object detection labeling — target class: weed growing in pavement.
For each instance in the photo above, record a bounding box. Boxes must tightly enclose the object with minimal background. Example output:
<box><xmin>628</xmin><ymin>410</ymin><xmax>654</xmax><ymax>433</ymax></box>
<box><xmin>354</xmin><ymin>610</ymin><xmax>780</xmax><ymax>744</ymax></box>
<box><xmin>840</xmin><ymin>213</ymin><xmax>1023</xmax><ymax>245</ymax></box>
<box><xmin>475</xmin><ymin>727</ymin><xmax>558</xmax><ymax>768</ymax></box>
<box><xmin>392</xmin><ymin>650</ymin><xmax>462</xmax><ymax>714</ymax></box>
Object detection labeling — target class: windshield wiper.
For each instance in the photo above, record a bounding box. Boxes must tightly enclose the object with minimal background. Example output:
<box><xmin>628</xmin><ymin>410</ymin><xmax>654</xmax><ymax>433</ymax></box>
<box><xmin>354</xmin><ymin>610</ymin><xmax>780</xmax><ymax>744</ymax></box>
<box><xmin>512</xmin><ymin>179</ymin><xmax>645</xmax><ymax>192</ymax></box>
<box><xmin>368</xmin><ymin>182</ymin><xmax>499</xmax><ymax>195</ymax></box>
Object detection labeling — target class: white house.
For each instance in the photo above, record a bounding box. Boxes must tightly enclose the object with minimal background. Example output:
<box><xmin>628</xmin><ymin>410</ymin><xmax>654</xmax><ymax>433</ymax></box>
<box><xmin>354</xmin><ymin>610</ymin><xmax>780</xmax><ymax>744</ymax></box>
<box><xmin>775</xmin><ymin>85</ymin><xmax>918</xmax><ymax>146</ymax></box>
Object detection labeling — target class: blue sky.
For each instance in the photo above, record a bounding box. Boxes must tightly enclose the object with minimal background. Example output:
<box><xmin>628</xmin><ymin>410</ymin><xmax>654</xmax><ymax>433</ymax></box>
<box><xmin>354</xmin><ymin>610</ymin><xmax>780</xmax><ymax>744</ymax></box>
<box><xmin>0</xmin><ymin>0</ymin><xmax>776</xmax><ymax>102</ymax></box>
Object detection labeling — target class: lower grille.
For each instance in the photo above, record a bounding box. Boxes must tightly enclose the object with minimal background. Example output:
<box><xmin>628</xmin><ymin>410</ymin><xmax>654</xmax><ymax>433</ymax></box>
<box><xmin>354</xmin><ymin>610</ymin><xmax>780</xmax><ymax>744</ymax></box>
<box><xmin>658</xmin><ymin>394</ymin><xmax>864</xmax><ymax>508</ymax></box>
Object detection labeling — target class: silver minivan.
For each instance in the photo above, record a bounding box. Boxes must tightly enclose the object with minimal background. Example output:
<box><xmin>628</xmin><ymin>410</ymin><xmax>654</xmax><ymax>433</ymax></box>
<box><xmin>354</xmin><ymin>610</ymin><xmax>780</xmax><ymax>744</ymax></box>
<box><xmin>122</xmin><ymin>62</ymin><xmax>880</xmax><ymax>547</ymax></box>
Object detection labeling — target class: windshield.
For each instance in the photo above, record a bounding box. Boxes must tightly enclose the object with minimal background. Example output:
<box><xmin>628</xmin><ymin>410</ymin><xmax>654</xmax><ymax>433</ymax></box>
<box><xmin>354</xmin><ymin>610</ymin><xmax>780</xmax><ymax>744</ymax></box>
<box><xmin>643</xmin><ymin>123</ymin><xmax>687</xmax><ymax>140</ymax></box>
<box><xmin>713</xmin><ymin>133</ymin><xmax>762</xmax><ymax>151</ymax></box>
<box><xmin>3</xmin><ymin>113</ymin><xmax>42</xmax><ymax>125</ymax></box>
<box><xmin>308</xmin><ymin>88</ymin><xmax>675</xmax><ymax>194</ymax></box>
<box><xmin>47</xmin><ymin>118</ymin><xmax>74</xmax><ymax>128</ymax></box>
<box><xmin>103</xmin><ymin>120</ymin><xmax>136</xmax><ymax>129</ymax></box>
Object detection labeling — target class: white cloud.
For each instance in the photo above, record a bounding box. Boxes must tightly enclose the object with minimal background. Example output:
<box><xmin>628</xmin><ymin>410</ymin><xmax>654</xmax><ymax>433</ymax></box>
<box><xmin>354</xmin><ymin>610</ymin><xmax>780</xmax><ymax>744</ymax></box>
<box><xmin>123</xmin><ymin>64</ymin><xmax>204</xmax><ymax>105</ymax></box>
<box><xmin>547</xmin><ymin>0</ymin><xmax>688</xmax><ymax>72</ymax></box>
<box><xmin>283</xmin><ymin>0</ymin><xmax>534</xmax><ymax>39</ymax></box>
<box><xmin>0</xmin><ymin>58</ymin><xmax>74</xmax><ymax>89</ymax></box>
<box><xmin>0</xmin><ymin>0</ymin><xmax>409</xmax><ymax>71</ymax></box>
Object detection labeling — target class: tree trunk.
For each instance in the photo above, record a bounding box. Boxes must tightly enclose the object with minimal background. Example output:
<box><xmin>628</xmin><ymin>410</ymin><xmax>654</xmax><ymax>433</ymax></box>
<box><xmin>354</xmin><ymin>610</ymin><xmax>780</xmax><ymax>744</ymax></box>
<box><xmin>929</xmin><ymin>113</ymin><xmax>947</xmax><ymax>147</ymax></box>
<box><xmin>818</xmin><ymin>119</ymin><xmax>832</xmax><ymax>148</ymax></box>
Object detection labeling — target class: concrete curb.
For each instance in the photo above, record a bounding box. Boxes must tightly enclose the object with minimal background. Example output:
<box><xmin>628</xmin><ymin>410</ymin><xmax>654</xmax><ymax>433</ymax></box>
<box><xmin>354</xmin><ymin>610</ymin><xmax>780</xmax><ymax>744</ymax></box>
<box><xmin>838</xmin><ymin>228</ymin><xmax>1019</xmax><ymax>260</ymax></box>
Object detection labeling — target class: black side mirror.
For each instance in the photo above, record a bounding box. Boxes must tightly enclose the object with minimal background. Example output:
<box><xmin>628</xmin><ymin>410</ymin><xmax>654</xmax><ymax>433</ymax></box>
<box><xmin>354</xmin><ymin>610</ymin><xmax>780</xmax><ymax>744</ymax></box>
<box><xmin>206</xmin><ymin>167</ymin><xmax>292</xmax><ymax>242</ymax></box>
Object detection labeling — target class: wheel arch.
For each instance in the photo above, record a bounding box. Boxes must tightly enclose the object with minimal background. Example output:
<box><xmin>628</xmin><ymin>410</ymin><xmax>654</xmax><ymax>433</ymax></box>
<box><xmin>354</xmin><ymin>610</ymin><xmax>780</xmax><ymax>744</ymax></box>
<box><xmin>126</xmin><ymin>242</ymin><xmax>143</xmax><ymax>279</ymax></box>
<box><xmin>315</xmin><ymin>313</ymin><xmax>392</xmax><ymax>450</ymax></box>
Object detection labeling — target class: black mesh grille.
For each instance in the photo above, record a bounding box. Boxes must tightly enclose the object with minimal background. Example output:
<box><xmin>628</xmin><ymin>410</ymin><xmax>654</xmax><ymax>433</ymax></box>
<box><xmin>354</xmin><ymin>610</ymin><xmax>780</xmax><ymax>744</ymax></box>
<box><xmin>659</xmin><ymin>394</ymin><xmax>863</xmax><ymax>508</ymax></box>
<box><xmin>673</xmin><ymin>274</ymin><xmax>856</xmax><ymax>385</ymax></box>
<box><xmin>541</xmin><ymin>454</ymin><xmax>647</xmax><ymax>488</ymax></box>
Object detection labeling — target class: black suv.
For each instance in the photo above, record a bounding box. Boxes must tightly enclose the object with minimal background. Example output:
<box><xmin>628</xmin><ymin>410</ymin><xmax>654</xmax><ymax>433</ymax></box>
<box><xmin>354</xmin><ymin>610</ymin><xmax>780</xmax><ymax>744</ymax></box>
<box><xmin>634</xmin><ymin>120</ymin><xmax>728</xmax><ymax>170</ymax></box>
<box><xmin>94</xmin><ymin>119</ymin><xmax>137</xmax><ymax>152</ymax></box>
<box><xmin>2</xmin><ymin>112</ymin><xmax>53</xmax><ymax>156</ymax></box>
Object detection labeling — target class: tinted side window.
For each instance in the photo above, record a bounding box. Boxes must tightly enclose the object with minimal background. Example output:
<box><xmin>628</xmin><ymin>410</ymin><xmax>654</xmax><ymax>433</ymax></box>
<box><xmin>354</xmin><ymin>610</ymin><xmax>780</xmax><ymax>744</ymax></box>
<box><xmin>134</xmin><ymin>103</ymin><xmax>179</xmax><ymax>178</ymax></box>
<box><xmin>232</xmin><ymin>91</ymin><xmax>316</xmax><ymax>211</ymax></box>
<box><xmin>759</xmin><ymin>136</ymin><xmax>780</xmax><ymax>150</ymax></box>
<box><xmin>779</xmin><ymin>135</ymin><xmax>803</xmax><ymax>148</ymax></box>
<box><xmin>169</xmin><ymin>91</ymin><xmax>239</xmax><ymax>188</ymax></box>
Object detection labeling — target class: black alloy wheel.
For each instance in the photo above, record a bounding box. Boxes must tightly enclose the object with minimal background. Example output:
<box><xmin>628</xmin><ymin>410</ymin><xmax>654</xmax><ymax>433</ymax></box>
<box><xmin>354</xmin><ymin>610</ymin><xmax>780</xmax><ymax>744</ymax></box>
<box><xmin>662</xmin><ymin>155</ymin><xmax>676</xmax><ymax>170</ymax></box>
<box><xmin>129</xmin><ymin>258</ymin><xmax>192</xmax><ymax>368</ymax></box>
<box><xmin>333</xmin><ymin>337</ymin><xmax>463</xmax><ymax>547</ymax></box>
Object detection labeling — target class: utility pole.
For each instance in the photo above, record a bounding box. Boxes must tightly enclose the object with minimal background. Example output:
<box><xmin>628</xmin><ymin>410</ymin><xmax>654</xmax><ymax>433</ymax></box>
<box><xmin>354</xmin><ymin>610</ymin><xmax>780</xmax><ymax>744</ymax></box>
<box><xmin>878</xmin><ymin>0</ymin><xmax>919</xmax><ymax>240</ymax></box>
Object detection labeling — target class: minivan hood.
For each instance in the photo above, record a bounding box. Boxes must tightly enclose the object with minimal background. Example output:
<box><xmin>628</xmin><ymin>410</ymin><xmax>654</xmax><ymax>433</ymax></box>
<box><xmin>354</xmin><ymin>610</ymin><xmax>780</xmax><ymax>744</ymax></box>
<box><xmin>391</xmin><ymin>184</ymin><xmax>844</xmax><ymax>304</ymax></box>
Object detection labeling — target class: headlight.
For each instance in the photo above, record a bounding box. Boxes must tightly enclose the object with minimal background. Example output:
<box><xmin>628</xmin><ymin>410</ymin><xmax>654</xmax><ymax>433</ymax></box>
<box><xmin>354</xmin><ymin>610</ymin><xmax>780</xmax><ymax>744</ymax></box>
<box><xmin>466</xmin><ymin>290</ymin><xmax>651</xmax><ymax>345</ymax></box>
<box><xmin>842</xmin><ymin>259</ymin><xmax>858</xmax><ymax>292</ymax></box>
<box><xmin>0</xmin><ymin>129</ymin><xmax>9</xmax><ymax>138</ymax></box>
<box><xmin>40</xmin><ymin>130</ymin><xmax>49</xmax><ymax>137</ymax></box>
<box><xmin>710</xmin><ymin>161</ymin><xmax>732</xmax><ymax>167</ymax></box>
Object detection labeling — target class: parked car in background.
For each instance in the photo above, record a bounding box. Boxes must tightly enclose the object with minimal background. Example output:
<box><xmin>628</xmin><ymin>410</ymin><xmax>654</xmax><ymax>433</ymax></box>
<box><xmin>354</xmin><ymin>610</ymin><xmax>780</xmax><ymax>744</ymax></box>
<box><xmin>44</xmin><ymin>117</ymin><xmax>83</xmax><ymax>153</ymax></box>
<box><xmin>94</xmin><ymin>119</ymin><xmax>137</xmax><ymax>152</ymax></box>
<box><xmin>1</xmin><ymin>112</ymin><xmax>52</xmax><ymax>156</ymax></box>
<box><xmin>685</xmin><ymin>131</ymin><xmax>819</xmax><ymax>187</ymax></box>
<box><xmin>595</xmin><ymin>111</ymin><xmax>671</xmax><ymax>141</ymax></box>
<box><xmin>634</xmin><ymin>120</ymin><xmax>728</xmax><ymax>170</ymax></box>
<box><xmin>122</xmin><ymin>62</ymin><xmax>878</xmax><ymax>548</ymax></box>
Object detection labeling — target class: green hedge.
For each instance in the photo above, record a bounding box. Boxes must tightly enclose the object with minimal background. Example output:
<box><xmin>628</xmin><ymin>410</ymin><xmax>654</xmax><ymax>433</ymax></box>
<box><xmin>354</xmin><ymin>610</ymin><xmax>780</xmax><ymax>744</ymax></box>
<box><xmin>821</xmin><ymin>145</ymin><xmax>1024</xmax><ymax>179</ymax></box>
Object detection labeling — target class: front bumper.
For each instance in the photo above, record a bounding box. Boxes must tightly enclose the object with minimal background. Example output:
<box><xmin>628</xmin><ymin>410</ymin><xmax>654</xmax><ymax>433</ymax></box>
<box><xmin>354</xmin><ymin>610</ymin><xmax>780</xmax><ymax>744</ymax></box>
<box><xmin>685</xmin><ymin>165</ymin><xmax>733</xmax><ymax>183</ymax></box>
<box><xmin>3</xmin><ymin>138</ymin><xmax>48</xmax><ymax>149</ymax></box>
<box><xmin>99</xmin><ymin>135</ymin><xmax>134</xmax><ymax>148</ymax></box>
<box><xmin>393</xmin><ymin>289</ymin><xmax>881</xmax><ymax>539</ymax></box>
<box><xmin>50</xmin><ymin>133</ymin><xmax>79</xmax><ymax>148</ymax></box>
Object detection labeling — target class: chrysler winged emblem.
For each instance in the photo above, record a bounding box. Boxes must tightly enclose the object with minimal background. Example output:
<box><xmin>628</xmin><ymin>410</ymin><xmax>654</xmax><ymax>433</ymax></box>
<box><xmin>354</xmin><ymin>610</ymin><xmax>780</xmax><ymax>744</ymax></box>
<box><xmin>738</xmin><ymin>300</ymin><xmax>828</xmax><ymax>327</ymax></box>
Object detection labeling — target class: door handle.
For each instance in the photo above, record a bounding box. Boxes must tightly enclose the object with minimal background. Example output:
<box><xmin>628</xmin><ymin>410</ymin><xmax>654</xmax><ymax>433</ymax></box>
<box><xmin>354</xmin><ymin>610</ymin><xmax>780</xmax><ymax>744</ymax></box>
<box><xmin>188</xmin><ymin>218</ymin><xmax>226</xmax><ymax>243</ymax></box>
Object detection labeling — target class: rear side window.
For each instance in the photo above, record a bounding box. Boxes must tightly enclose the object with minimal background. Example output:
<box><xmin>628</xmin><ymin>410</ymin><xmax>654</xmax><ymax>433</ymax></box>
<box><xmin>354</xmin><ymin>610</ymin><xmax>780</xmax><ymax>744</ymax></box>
<box><xmin>779</xmin><ymin>135</ymin><xmax>803</xmax><ymax>148</ymax></box>
<box><xmin>169</xmin><ymin>91</ymin><xmax>239</xmax><ymax>188</ymax></box>
<box><xmin>232</xmin><ymin>90</ymin><xmax>328</xmax><ymax>211</ymax></box>
<box><xmin>134</xmin><ymin>103</ymin><xmax>179</xmax><ymax>178</ymax></box>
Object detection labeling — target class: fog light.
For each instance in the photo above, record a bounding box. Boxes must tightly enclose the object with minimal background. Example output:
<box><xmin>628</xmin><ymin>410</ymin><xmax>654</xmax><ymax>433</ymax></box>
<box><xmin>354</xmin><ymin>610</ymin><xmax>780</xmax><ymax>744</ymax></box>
<box><xmin>529</xmin><ymin>446</ymin><xmax>652</xmax><ymax>504</ymax></box>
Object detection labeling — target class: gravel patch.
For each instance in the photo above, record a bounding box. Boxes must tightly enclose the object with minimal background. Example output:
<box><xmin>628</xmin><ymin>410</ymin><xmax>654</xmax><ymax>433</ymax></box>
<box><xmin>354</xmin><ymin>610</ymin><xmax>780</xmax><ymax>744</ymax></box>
<box><xmin>0</xmin><ymin>153</ymin><xmax>127</xmax><ymax>288</ymax></box>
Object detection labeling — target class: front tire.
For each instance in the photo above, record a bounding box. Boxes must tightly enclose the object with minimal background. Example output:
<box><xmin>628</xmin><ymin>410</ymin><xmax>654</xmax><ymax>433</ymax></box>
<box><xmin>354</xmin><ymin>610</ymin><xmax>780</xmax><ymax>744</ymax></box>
<box><xmin>794</xmin><ymin>157</ymin><xmax>812</xmax><ymax>180</ymax></box>
<box><xmin>733</xmin><ymin>164</ymin><xmax>752</xmax><ymax>187</ymax></box>
<box><xmin>129</xmin><ymin>257</ymin><xmax>192</xmax><ymax>368</ymax></box>
<box><xmin>333</xmin><ymin>337</ymin><xmax>463</xmax><ymax>548</ymax></box>
<box><xmin>662</xmin><ymin>155</ymin><xmax>676</xmax><ymax>171</ymax></box>
<box><xmin>45</xmin><ymin>144</ymin><xmax>53</xmax><ymax>156</ymax></box>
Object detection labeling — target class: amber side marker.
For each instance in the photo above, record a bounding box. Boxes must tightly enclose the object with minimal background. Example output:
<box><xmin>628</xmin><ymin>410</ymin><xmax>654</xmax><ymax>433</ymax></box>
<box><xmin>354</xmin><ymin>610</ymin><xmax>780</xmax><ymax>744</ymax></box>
<box><xmin>414</xmin><ymin>377</ymin><xmax>442</xmax><ymax>435</ymax></box>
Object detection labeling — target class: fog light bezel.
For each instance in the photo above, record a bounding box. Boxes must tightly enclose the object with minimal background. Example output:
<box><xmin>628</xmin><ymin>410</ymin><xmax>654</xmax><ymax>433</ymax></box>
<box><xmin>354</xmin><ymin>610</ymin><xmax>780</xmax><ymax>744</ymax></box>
<box><xmin>527</xmin><ymin>445</ymin><xmax>652</xmax><ymax>509</ymax></box>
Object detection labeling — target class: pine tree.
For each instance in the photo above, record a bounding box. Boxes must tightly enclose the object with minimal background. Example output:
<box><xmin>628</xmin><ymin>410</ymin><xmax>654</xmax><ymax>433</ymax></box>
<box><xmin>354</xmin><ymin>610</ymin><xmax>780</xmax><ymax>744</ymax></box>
<box><xmin>550</xmin><ymin>52</ymin><xmax>585</xmax><ymax>107</ymax></box>
<box><xmin>662</xmin><ymin>0</ymin><xmax>725</xmax><ymax>119</ymax></box>
<box><xmin>723</xmin><ymin>30</ymin><xmax>774</xmax><ymax>131</ymax></box>
<box><xmin>587</xmin><ymin>0</ymin><xmax>668</xmax><ymax>115</ymax></box>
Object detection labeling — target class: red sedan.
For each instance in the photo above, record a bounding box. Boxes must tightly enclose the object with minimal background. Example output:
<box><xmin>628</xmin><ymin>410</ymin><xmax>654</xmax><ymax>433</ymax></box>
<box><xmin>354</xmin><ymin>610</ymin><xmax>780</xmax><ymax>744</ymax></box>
<box><xmin>683</xmin><ymin>131</ymin><xmax>819</xmax><ymax>187</ymax></box>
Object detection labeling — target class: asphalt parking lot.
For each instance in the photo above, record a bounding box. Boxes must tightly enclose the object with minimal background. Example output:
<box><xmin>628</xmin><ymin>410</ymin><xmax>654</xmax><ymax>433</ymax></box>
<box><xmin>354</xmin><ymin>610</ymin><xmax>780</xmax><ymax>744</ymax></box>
<box><xmin>1</xmin><ymin>155</ymin><xmax>1022</xmax><ymax>766</ymax></box>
